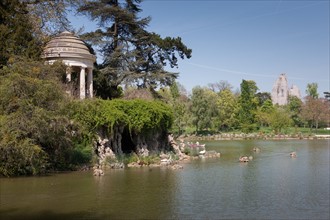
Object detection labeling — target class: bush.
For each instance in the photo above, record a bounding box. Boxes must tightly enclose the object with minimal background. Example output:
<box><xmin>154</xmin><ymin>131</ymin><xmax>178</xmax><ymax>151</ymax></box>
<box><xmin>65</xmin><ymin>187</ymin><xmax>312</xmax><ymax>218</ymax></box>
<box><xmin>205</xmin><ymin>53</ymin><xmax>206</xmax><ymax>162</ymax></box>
<box><xmin>0</xmin><ymin>134</ymin><xmax>48</xmax><ymax>177</ymax></box>
<box><xmin>0</xmin><ymin>59</ymin><xmax>92</xmax><ymax>176</ymax></box>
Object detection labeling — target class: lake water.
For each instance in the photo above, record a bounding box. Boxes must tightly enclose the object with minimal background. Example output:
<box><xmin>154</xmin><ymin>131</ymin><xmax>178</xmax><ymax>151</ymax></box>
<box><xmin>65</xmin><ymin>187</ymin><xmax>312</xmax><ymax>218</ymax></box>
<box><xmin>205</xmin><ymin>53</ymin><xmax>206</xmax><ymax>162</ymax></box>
<box><xmin>1</xmin><ymin>139</ymin><xmax>329</xmax><ymax>219</ymax></box>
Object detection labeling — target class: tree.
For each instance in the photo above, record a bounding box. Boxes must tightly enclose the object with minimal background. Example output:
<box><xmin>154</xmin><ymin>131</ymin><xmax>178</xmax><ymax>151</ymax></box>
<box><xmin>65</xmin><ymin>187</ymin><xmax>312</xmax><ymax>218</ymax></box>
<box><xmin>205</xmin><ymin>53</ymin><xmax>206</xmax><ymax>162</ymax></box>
<box><xmin>216</xmin><ymin>89</ymin><xmax>239</xmax><ymax>131</ymax></box>
<box><xmin>0</xmin><ymin>0</ymin><xmax>42</xmax><ymax>67</ymax></box>
<box><xmin>301</xmin><ymin>97</ymin><xmax>329</xmax><ymax>130</ymax></box>
<box><xmin>208</xmin><ymin>80</ymin><xmax>233</xmax><ymax>93</ymax></box>
<box><xmin>306</xmin><ymin>83</ymin><xmax>319</xmax><ymax>99</ymax></box>
<box><xmin>172</xmin><ymin>96</ymin><xmax>189</xmax><ymax>135</ymax></box>
<box><xmin>269</xmin><ymin>107</ymin><xmax>293</xmax><ymax>134</ymax></box>
<box><xmin>0</xmin><ymin>59</ymin><xmax>91</xmax><ymax>176</ymax></box>
<box><xmin>238</xmin><ymin>80</ymin><xmax>259</xmax><ymax>132</ymax></box>
<box><xmin>255</xmin><ymin>99</ymin><xmax>274</xmax><ymax>127</ymax></box>
<box><xmin>78</xmin><ymin>0</ymin><xmax>192</xmax><ymax>99</ymax></box>
<box><xmin>256</xmin><ymin>92</ymin><xmax>271</xmax><ymax>107</ymax></box>
<box><xmin>287</xmin><ymin>95</ymin><xmax>303</xmax><ymax>127</ymax></box>
<box><xmin>190</xmin><ymin>87</ymin><xmax>217</xmax><ymax>132</ymax></box>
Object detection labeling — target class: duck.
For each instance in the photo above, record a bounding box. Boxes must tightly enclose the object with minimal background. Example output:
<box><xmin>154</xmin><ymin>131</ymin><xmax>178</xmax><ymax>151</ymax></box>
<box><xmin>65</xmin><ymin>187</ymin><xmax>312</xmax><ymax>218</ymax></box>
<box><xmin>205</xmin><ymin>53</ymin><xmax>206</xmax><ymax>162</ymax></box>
<box><xmin>239</xmin><ymin>156</ymin><xmax>249</xmax><ymax>162</ymax></box>
<box><xmin>290</xmin><ymin>152</ymin><xmax>297</xmax><ymax>158</ymax></box>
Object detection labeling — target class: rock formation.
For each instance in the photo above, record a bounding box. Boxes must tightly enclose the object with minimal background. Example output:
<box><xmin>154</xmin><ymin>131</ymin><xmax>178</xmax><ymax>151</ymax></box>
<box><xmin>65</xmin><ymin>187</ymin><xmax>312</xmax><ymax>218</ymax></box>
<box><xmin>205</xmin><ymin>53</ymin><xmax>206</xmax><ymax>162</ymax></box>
<box><xmin>271</xmin><ymin>73</ymin><xmax>301</xmax><ymax>105</ymax></box>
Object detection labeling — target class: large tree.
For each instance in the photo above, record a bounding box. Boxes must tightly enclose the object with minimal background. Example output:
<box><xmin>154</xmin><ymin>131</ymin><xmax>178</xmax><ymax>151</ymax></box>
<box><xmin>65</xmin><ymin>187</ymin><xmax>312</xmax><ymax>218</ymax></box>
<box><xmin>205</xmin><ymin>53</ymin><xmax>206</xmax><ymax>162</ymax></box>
<box><xmin>190</xmin><ymin>87</ymin><xmax>217</xmax><ymax>133</ymax></box>
<box><xmin>306</xmin><ymin>83</ymin><xmax>319</xmax><ymax>99</ymax></box>
<box><xmin>216</xmin><ymin>89</ymin><xmax>239</xmax><ymax>131</ymax></box>
<box><xmin>238</xmin><ymin>80</ymin><xmax>259</xmax><ymax>132</ymax></box>
<box><xmin>78</xmin><ymin>0</ymin><xmax>192</xmax><ymax>99</ymax></box>
<box><xmin>301</xmin><ymin>97</ymin><xmax>329</xmax><ymax>130</ymax></box>
<box><xmin>287</xmin><ymin>95</ymin><xmax>303</xmax><ymax>127</ymax></box>
<box><xmin>0</xmin><ymin>0</ymin><xmax>42</xmax><ymax>67</ymax></box>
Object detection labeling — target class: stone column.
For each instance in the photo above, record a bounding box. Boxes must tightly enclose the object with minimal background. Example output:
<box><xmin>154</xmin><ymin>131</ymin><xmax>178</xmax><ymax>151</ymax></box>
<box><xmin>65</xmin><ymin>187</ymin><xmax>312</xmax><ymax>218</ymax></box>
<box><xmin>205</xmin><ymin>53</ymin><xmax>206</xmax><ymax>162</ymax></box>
<box><xmin>66</xmin><ymin>66</ymin><xmax>72</xmax><ymax>82</ymax></box>
<box><xmin>79</xmin><ymin>67</ymin><xmax>86</xmax><ymax>99</ymax></box>
<box><xmin>87</xmin><ymin>68</ymin><xmax>93</xmax><ymax>98</ymax></box>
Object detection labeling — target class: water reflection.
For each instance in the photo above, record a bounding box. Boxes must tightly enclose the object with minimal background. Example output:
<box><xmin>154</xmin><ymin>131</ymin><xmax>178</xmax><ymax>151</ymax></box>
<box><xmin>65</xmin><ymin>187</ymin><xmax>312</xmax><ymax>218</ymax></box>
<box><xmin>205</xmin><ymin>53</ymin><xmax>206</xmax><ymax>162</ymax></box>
<box><xmin>1</xmin><ymin>140</ymin><xmax>329</xmax><ymax>219</ymax></box>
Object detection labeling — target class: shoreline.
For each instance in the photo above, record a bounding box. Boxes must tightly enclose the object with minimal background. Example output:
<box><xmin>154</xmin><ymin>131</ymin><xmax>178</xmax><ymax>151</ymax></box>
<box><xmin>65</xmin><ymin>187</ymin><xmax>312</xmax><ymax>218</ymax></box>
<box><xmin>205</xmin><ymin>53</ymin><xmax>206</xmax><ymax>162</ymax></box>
<box><xmin>180</xmin><ymin>133</ymin><xmax>330</xmax><ymax>141</ymax></box>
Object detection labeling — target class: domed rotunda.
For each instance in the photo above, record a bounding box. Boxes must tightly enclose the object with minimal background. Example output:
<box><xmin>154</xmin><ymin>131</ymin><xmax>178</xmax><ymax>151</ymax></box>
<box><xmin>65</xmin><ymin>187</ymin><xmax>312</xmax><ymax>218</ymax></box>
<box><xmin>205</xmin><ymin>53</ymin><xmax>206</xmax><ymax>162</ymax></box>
<box><xmin>42</xmin><ymin>31</ymin><xmax>96</xmax><ymax>99</ymax></box>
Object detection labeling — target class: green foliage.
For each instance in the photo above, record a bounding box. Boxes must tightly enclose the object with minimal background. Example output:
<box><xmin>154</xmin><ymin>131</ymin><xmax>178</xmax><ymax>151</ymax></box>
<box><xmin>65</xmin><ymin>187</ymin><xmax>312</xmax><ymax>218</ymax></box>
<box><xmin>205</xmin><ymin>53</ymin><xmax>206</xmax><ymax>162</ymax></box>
<box><xmin>256</xmin><ymin>92</ymin><xmax>271</xmax><ymax>106</ymax></box>
<box><xmin>0</xmin><ymin>57</ymin><xmax>173</xmax><ymax>177</ymax></box>
<box><xmin>118</xmin><ymin>153</ymin><xmax>160</xmax><ymax>166</ymax></box>
<box><xmin>0</xmin><ymin>59</ymin><xmax>92</xmax><ymax>176</ymax></box>
<box><xmin>190</xmin><ymin>86</ymin><xmax>218</xmax><ymax>132</ymax></box>
<box><xmin>69</xmin><ymin>99</ymin><xmax>173</xmax><ymax>134</ymax></box>
<box><xmin>0</xmin><ymin>132</ymin><xmax>48</xmax><ymax>177</ymax></box>
<box><xmin>260</xmin><ymin>99</ymin><xmax>274</xmax><ymax>113</ymax></box>
<box><xmin>216</xmin><ymin>89</ymin><xmax>239</xmax><ymax>131</ymax></box>
<box><xmin>238</xmin><ymin>80</ymin><xmax>259</xmax><ymax>132</ymax></box>
<box><xmin>0</xmin><ymin>0</ymin><xmax>42</xmax><ymax>67</ymax></box>
<box><xmin>120</xmin><ymin>153</ymin><xmax>139</xmax><ymax>165</ymax></box>
<box><xmin>287</xmin><ymin>95</ymin><xmax>303</xmax><ymax>126</ymax></box>
<box><xmin>160</xmin><ymin>82</ymin><xmax>190</xmax><ymax>135</ymax></box>
<box><xmin>269</xmin><ymin>107</ymin><xmax>293</xmax><ymax>133</ymax></box>
<box><xmin>306</xmin><ymin>83</ymin><xmax>319</xmax><ymax>99</ymax></box>
<box><xmin>78</xmin><ymin>0</ymin><xmax>191</xmax><ymax>99</ymax></box>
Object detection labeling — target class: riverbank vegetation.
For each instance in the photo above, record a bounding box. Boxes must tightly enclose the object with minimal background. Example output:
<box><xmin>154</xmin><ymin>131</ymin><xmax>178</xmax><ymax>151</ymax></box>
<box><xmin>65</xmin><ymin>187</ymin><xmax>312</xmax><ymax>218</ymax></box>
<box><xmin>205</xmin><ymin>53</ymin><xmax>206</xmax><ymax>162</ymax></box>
<box><xmin>166</xmin><ymin>80</ymin><xmax>329</xmax><ymax>136</ymax></box>
<box><xmin>0</xmin><ymin>58</ymin><xmax>174</xmax><ymax>176</ymax></box>
<box><xmin>1</xmin><ymin>0</ymin><xmax>329</xmax><ymax>176</ymax></box>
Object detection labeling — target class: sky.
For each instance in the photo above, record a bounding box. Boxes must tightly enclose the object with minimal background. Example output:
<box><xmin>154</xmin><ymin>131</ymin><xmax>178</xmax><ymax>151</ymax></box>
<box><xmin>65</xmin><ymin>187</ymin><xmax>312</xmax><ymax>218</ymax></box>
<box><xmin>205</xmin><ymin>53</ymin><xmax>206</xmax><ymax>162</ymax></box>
<box><xmin>69</xmin><ymin>0</ymin><xmax>329</xmax><ymax>98</ymax></box>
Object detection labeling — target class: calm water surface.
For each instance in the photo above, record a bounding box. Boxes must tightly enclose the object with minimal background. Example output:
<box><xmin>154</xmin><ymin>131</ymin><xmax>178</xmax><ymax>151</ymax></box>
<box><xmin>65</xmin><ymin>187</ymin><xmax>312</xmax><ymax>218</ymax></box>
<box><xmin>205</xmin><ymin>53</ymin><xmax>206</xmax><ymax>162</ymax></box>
<box><xmin>1</xmin><ymin>139</ymin><xmax>329</xmax><ymax>219</ymax></box>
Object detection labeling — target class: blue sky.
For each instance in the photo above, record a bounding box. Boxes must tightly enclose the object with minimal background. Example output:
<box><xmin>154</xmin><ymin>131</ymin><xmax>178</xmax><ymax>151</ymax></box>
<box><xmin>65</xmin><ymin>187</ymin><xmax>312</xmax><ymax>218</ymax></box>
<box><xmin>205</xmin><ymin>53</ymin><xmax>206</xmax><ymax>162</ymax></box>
<box><xmin>70</xmin><ymin>0</ymin><xmax>329</xmax><ymax>97</ymax></box>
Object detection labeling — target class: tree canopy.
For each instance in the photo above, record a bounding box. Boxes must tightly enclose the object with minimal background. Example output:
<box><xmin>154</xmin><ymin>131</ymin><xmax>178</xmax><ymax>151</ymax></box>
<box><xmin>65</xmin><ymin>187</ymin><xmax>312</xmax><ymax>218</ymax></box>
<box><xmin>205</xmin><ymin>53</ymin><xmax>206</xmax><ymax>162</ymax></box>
<box><xmin>238</xmin><ymin>80</ymin><xmax>259</xmax><ymax>132</ymax></box>
<box><xmin>306</xmin><ymin>83</ymin><xmax>319</xmax><ymax>99</ymax></box>
<box><xmin>0</xmin><ymin>0</ymin><xmax>42</xmax><ymax>67</ymax></box>
<box><xmin>78</xmin><ymin>0</ymin><xmax>192</xmax><ymax>99</ymax></box>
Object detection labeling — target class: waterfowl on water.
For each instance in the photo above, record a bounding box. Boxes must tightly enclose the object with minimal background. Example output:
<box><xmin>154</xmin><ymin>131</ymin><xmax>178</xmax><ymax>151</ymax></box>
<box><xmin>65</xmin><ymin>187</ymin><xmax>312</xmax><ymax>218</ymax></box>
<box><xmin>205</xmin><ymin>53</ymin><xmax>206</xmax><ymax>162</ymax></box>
<box><xmin>239</xmin><ymin>156</ymin><xmax>249</xmax><ymax>162</ymax></box>
<box><xmin>290</xmin><ymin>152</ymin><xmax>297</xmax><ymax>158</ymax></box>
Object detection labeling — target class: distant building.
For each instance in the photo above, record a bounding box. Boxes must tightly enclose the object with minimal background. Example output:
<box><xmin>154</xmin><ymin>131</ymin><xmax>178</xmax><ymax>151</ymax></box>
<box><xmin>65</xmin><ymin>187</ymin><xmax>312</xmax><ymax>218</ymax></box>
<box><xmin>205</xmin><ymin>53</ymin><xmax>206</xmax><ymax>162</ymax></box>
<box><xmin>271</xmin><ymin>73</ymin><xmax>301</xmax><ymax>105</ymax></box>
<box><xmin>289</xmin><ymin>84</ymin><xmax>301</xmax><ymax>99</ymax></box>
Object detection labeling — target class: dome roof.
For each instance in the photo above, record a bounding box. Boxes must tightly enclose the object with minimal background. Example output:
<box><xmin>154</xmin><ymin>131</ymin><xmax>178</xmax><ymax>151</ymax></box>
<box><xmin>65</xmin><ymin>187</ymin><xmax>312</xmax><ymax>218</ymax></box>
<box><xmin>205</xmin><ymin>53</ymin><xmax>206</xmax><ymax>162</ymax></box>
<box><xmin>42</xmin><ymin>31</ymin><xmax>96</xmax><ymax>62</ymax></box>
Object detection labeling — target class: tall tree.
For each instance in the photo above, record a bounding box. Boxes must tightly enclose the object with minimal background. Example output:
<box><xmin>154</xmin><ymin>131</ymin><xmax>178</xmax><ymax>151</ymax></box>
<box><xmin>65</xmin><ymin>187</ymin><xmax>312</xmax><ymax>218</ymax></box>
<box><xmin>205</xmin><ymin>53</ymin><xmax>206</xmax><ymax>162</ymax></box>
<box><xmin>190</xmin><ymin>87</ymin><xmax>217</xmax><ymax>132</ymax></box>
<box><xmin>216</xmin><ymin>89</ymin><xmax>239</xmax><ymax>131</ymax></box>
<box><xmin>0</xmin><ymin>0</ymin><xmax>42</xmax><ymax>67</ymax></box>
<box><xmin>306</xmin><ymin>83</ymin><xmax>319</xmax><ymax>99</ymax></box>
<box><xmin>301</xmin><ymin>97</ymin><xmax>329</xmax><ymax>130</ymax></box>
<box><xmin>287</xmin><ymin>95</ymin><xmax>303</xmax><ymax>127</ymax></box>
<box><xmin>78</xmin><ymin>0</ymin><xmax>191</xmax><ymax>99</ymax></box>
<box><xmin>238</xmin><ymin>80</ymin><xmax>259</xmax><ymax>132</ymax></box>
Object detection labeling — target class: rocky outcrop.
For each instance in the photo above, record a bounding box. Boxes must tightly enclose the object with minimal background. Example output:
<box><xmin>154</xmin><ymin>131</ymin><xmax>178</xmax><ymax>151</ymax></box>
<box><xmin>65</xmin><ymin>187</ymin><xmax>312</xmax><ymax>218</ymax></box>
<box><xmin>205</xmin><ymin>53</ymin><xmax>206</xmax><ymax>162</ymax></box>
<box><xmin>271</xmin><ymin>73</ymin><xmax>301</xmax><ymax>105</ymax></box>
<box><xmin>93</xmin><ymin>125</ymin><xmax>173</xmax><ymax>170</ymax></box>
